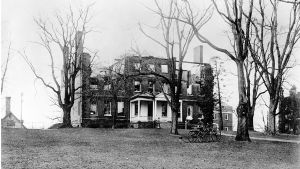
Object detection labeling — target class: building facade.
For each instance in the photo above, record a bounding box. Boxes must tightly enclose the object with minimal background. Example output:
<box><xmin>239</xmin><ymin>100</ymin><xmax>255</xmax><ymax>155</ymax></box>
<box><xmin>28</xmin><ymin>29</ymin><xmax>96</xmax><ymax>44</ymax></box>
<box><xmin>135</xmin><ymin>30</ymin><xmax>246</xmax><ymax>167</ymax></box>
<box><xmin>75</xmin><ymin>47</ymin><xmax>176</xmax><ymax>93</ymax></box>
<box><xmin>213</xmin><ymin>104</ymin><xmax>234</xmax><ymax>131</ymax></box>
<box><xmin>71</xmin><ymin>51</ymin><xmax>214</xmax><ymax>128</ymax></box>
<box><xmin>278</xmin><ymin>87</ymin><xmax>300</xmax><ymax>134</ymax></box>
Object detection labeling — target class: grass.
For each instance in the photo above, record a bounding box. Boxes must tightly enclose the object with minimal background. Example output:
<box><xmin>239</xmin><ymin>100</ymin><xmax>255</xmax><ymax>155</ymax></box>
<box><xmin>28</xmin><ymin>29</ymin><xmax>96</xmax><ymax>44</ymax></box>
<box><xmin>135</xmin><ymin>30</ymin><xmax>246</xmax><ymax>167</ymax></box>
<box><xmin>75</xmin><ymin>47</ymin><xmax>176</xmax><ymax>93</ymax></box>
<box><xmin>1</xmin><ymin>128</ymin><xmax>300</xmax><ymax>169</ymax></box>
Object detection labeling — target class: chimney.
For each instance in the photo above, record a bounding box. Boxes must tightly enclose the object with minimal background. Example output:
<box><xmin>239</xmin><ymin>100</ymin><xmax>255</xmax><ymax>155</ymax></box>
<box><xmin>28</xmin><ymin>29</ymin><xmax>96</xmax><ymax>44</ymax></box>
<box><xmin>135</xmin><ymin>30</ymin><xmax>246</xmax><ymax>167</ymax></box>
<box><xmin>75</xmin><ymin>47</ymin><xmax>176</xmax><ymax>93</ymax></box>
<box><xmin>193</xmin><ymin>45</ymin><xmax>203</xmax><ymax>64</ymax></box>
<box><xmin>5</xmin><ymin>97</ymin><xmax>11</xmax><ymax>115</ymax></box>
<box><xmin>76</xmin><ymin>31</ymin><xmax>83</xmax><ymax>54</ymax></box>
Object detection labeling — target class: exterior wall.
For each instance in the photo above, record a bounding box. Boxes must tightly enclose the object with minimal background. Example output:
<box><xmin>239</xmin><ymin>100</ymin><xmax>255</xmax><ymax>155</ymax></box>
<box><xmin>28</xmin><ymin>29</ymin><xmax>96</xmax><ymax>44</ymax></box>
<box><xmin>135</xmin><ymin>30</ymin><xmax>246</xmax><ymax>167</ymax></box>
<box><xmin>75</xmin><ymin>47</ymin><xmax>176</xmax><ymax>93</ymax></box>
<box><xmin>213</xmin><ymin>111</ymin><xmax>233</xmax><ymax>131</ymax></box>
<box><xmin>79</xmin><ymin>55</ymin><xmax>211</xmax><ymax>128</ymax></box>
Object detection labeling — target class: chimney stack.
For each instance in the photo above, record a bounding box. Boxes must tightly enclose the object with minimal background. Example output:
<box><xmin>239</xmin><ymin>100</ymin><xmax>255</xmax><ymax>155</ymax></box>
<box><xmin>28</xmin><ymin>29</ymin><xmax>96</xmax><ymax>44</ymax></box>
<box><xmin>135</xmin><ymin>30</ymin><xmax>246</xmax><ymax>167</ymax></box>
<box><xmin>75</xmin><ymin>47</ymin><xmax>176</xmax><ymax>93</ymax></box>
<box><xmin>193</xmin><ymin>45</ymin><xmax>203</xmax><ymax>64</ymax></box>
<box><xmin>5</xmin><ymin>97</ymin><xmax>11</xmax><ymax>115</ymax></box>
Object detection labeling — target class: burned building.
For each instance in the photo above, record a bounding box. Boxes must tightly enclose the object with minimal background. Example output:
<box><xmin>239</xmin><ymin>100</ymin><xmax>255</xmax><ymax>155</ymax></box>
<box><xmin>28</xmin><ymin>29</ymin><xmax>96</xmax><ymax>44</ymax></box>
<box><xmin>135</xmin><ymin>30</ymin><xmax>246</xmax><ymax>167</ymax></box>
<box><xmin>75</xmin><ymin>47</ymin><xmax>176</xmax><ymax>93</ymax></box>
<box><xmin>71</xmin><ymin>46</ymin><xmax>214</xmax><ymax>128</ymax></box>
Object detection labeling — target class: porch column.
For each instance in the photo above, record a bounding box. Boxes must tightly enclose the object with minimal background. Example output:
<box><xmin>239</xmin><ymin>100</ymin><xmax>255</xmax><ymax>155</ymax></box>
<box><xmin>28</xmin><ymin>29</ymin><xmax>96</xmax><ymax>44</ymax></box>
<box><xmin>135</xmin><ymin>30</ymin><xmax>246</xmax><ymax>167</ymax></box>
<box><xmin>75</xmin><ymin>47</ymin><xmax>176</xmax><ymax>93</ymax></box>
<box><xmin>138</xmin><ymin>100</ymin><xmax>141</xmax><ymax>121</ymax></box>
<box><xmin>154</xmin><ymin>100</ymin><xmax>157</xmax><ymax>120</ymax></box>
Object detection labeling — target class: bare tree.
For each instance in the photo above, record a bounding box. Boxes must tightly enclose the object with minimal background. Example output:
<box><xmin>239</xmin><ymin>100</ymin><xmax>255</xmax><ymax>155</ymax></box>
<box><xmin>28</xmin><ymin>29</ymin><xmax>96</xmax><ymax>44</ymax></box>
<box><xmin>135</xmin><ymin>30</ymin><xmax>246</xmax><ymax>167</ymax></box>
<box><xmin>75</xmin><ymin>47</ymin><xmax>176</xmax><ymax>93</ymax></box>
<box><xmin>20</xmin><ymin>6</ymin><xmax>94</xmax><ymax>128</ymax></box>
<box><xmin>98</xmin><ymin>58</ymin><xmax>129</xmax><ymax>129</ymax></box>
<box><xmin>248</xmin><ymin>0</ymin><xmax>300</xmax><ymax>134</ymax></box>
<box><xmin>210</xmin><ymin>56</ymin><xmax>225</xmax><ymax>130</ymax></box>
<box><xmin>139</xmin><ymin>0</ymin><xmax>212</xmax><ymax>134</ymax></box>
<box><xmin>1</xmin><ymin>42</ymin><xmax>11</xmax><ymax>94</ymax></box>
<box><xmin>180</xmin><ymin>0</ymin><xmax>254</xmax><ymax>141</ymax></box>
<box><xmin>244</xmin><ymin>56</ymin><xmax>266</xmax><ymax>131</ymax></box>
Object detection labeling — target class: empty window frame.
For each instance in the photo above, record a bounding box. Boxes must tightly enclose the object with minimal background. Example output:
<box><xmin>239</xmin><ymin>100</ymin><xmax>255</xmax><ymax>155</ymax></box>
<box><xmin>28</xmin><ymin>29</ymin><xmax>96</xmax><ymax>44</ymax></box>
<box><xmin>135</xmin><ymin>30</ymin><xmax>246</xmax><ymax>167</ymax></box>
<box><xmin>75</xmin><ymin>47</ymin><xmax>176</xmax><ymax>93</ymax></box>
<box><xmin>118</xmin><ymin>102</ymin><xmax>125</xmax><ymax>116</ymax></box>
<box><xmin>90</xmin><ymin>103</ymin><xmax>97</xmax><ymax>116</ymax></box>
<box><xmin>104</xmin><ymin>101</ymin><xmax>111</xmax><ymax>116</ymax></box>
<box><xmin>148</xmin><ymin>64</ymin><xmax>155</xmax><ymax>71</ymax></box>
<box><xmin>148</xmin><ymin>81</ymin><xmax>154</xmax><ymax>93</ymax></box>
<box><xmin>161</xmin><ymin>64</ymin><xmax>168</xmax><ymax>73</ymax></box>
<box><xmin>134</xmin><ymin>81</ymin><xmax>141</xmax><ymax>92</ymax></box>
<box><xmin>134</xmin><ymin>62</ymin><xmax>141</xmax><ymax>71</ymax></box>
<box><xmin>104</xmin><ymin>84</ymin><xmax>111</xmax><ymax>90</ymax></box>
<box><xmin>225</xmin><ymin>114</ymin><xmax>229</xmax><ymax>120</ymax></box>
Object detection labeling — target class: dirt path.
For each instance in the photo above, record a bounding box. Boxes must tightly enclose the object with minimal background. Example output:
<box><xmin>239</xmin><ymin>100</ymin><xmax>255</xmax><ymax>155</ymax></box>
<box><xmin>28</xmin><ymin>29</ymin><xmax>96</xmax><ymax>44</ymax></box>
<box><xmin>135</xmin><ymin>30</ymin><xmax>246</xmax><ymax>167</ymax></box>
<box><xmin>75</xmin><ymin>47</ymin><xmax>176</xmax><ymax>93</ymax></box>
<box><xmin>222</xmin><ymin>133</ymin><xmax>300</xmax><ymax>144</ymax></box>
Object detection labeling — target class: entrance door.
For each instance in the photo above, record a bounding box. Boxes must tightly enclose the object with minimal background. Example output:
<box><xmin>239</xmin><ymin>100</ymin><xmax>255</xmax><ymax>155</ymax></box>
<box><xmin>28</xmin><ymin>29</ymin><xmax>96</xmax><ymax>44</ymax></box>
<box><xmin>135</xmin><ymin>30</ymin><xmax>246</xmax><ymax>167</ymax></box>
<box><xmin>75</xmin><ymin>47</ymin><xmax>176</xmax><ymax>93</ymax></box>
<box><xmin>148</xmin><ymin>102</ymin><xmax>153</xmax><ymax>121</ymax></box>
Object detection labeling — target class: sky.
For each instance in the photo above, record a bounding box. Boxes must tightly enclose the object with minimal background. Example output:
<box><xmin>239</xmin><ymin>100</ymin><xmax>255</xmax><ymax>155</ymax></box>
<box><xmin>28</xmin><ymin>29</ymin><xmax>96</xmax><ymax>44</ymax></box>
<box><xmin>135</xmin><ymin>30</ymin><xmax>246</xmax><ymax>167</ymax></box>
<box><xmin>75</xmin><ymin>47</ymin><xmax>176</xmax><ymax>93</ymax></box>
<box><xmin>1</xmin><ymin>0</ymin><xmax>300</xmax><ymax>129</ymax></box>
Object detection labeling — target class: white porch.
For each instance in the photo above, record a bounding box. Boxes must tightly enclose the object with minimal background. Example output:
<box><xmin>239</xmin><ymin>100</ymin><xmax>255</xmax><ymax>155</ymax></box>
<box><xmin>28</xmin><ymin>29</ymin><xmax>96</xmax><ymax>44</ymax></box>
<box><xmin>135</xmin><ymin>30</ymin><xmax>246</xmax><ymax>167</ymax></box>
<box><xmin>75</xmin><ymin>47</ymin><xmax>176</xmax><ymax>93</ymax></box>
<box><xmin>129</xmin><ymin>93</ymin><xmax>182</xmax><ymax>123</ymax></box>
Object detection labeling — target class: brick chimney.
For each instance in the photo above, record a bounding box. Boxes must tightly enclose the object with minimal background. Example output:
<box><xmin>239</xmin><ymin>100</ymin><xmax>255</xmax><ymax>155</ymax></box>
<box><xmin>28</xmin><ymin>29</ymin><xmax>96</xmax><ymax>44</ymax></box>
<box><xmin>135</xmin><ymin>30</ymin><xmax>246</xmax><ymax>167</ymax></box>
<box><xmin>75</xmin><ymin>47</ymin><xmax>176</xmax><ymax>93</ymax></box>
<box><xmin>5</xmin><ymin>97</ymin><xmax>11</xmax><ymax>115</ymax></box>
<box><xmin>193</xmin><ymin>45</ymin><xmax>203</xmax><ymax>64</ymax></box>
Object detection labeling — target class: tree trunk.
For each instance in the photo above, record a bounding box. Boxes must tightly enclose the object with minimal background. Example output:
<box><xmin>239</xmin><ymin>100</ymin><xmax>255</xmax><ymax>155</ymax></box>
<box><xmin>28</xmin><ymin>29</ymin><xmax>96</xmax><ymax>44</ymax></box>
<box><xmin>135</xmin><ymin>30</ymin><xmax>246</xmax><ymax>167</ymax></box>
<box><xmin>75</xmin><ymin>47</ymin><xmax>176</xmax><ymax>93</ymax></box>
<box><xmin>235</xmin><ymin>61</ymin><xmax>250</xmax><ymax>141</ymax></box>
<box><xmin>217</xmin><ymin>74</ymin><xmax>223</xmax><ymax>130</ymax></box>
<box><xmin>267</xmin><ymin>98</ymin><xmax>276</xmax><ymax>134</ymax></box>
<box><xmin>62</xmin><ymin>107</ymin><xmax>72</xmax><ymax>128</ymax></box>
<box><xmin>248</xmin><ymin>107</ymin><xmax>254</xmax><ymax>131</ymax></box>
<box><xmin>170</xmin><ymin>102</ymin><xmax>179</xmax><ymax>135</ymax></box>
<box><xmin>112</xmin><ymin>95</ymin><xmax>118</xmax><ymax>129</ymax></box>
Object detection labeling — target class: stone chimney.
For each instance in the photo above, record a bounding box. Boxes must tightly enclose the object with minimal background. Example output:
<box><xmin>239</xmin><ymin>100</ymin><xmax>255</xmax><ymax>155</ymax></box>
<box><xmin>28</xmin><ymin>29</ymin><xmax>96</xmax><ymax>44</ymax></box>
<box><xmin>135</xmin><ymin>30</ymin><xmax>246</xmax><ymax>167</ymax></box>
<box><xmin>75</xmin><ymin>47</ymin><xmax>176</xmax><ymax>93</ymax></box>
<box><xmin>193</xmin><ymin>45</ymin><xmax>203</xmax><ymax>64</ymax></box>
<box><xmin>5</xmin><ymin>97</ymin><xmax>11</xmax><ymax>115</ymax></box>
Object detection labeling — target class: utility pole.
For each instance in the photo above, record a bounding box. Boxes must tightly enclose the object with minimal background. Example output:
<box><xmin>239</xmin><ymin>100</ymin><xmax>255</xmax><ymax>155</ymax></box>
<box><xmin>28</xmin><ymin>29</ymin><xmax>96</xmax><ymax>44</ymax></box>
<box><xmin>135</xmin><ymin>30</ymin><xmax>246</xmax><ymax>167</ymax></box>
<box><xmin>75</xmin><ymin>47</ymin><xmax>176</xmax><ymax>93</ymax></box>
<box><xmin>21</xmin><ymin>92</ymin><xmax>23</xmax><ymax>128</ymax></box>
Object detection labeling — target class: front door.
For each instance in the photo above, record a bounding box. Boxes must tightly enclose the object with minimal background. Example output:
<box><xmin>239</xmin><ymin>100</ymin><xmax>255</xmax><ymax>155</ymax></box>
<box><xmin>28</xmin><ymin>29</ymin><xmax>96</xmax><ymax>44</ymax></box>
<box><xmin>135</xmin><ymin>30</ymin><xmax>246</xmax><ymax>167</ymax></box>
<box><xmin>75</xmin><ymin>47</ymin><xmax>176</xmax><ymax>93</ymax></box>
<box><xmin>148</xmin><ymin>102</ymin><xmax>153</xmax><ymax>120</ymax></box>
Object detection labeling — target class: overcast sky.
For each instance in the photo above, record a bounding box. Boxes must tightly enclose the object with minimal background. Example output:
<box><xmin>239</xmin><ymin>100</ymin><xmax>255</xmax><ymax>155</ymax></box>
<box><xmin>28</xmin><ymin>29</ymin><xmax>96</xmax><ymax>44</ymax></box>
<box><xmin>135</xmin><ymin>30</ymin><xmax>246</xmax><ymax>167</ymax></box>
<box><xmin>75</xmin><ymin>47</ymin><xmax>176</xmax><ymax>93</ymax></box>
<box><xmin>1</xmin><ymin>0</ymin><xmax>300</xmax><ymax>129</ymax></box>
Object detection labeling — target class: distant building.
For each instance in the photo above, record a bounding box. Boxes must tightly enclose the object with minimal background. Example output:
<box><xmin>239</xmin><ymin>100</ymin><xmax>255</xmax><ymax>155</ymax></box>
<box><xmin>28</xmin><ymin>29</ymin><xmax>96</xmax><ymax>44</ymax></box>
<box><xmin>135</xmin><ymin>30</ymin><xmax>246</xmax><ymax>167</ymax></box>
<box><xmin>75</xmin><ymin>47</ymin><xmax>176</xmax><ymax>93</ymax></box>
<box><xmin>213</xmin><ymin>103</ymin><xmax>234</xmax><ymax>131</ymax></box>
<box><xmin>279</xmin><ymin>86</ymin><xmax>300</xmax><ymax>134</ymax></box>
<box><xmin>1</xmin><ymin>97</ymin><xmax>26</xmax><ymax>129</ymax></box>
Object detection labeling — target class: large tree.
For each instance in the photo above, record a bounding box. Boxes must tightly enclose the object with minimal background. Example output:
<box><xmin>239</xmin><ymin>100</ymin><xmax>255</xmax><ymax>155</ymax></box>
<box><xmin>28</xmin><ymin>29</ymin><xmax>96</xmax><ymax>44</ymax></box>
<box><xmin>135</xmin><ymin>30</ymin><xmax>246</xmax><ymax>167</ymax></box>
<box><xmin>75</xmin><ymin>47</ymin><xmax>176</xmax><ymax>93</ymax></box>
<box><xmin>180</xmin><ymin>0</ymin><xmax>254</xmax><ymax>141</ymax></box>
<box><xmin>139</xmin><ymin>0</ymin><xmax>212</xmax><ymax>134</ymax></box>
<box><xmin>21</xmin><ymin>6</ymin><xmax>94</xmax><ymax>127</ymax></box>
<box><xmin>1</xmin><ymin>42</ymin><xmax>11</xmax><ymax>94</ymax></box>
<box><xmin>248</xmin><ymin>0</ymin><xmax>300</xmax><ymax>134</ymax></box>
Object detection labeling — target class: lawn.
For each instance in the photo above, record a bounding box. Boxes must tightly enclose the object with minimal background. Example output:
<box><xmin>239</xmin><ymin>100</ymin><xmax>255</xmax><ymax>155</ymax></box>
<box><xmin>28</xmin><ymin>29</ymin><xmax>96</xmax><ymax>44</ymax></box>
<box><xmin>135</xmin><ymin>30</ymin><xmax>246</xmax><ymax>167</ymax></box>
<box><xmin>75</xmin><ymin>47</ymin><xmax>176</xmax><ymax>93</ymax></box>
<box><xmin>1</xmin><ymin>128</ymin><xmax>300</xmax><ymax>169</ymax></box>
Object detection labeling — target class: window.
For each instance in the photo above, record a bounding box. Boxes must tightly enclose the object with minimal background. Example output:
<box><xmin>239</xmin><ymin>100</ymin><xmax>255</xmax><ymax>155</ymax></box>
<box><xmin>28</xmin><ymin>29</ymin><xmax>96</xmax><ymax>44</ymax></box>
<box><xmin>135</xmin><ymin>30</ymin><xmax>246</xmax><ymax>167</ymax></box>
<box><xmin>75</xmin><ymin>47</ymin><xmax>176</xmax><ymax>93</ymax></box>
<box><xmin>224</xmin><ymin>127</ymin><xmax>229</xmax><ymax>131</ymax></box>
<box><xmin>104</xmin><ymin>101</ymin><xmax>111</xmax><ymax>116</ymax></box>
<box><xmin>134</xmin><ymin>63</ymin><xmax>140</xmax><ymax>71</ymax></box>
<box><xmin>163</xmin><ymin>83</ymin><xmax>169</xmax><ymax>93</ymax></box>
<box><xmin>148</xmin><ymin>81</ymin><xmax>154</xmax><ymax>93</ymax></box>
<box><xmin>162</xmin><ymin>102</ymin><xmax>168</xmax><ymax>117</ymax></box>
<box><xmin>225</xmin><ymin>114</ymin><xmax>229</xmax><ymax>120</ymax></box>
<box><xmin>134</xmin><ymin>81</ymin><xmax>141</xmax><ymax>92</ymax></box>
<box><xmin>134</xmin><ymin>102</ymin><xmax>138</xmax><ymax>116</ymax></box>
<box><xmin>118</xmin><ymin>102</ymin><xmax>124</xmax><ymax>116</ymax></box>
<box><xmin>187</xmin><ymin>105</ymin><xmax>193</xmax><ymax>117</ymax></box>
<box><xmin>149</xmin><ymin>64</ymin><xmax>155</xmax><ymax>71</ymax></box>
<box><xmin>161</xmin><ymin>64</ymin><xmax>168</xmax><ymax>73</ymax></box>
<box><xmin>90</xmin><ymin>104</ymin><xmax>97</xmax><ymax>116</ymax></box>
<box><xmin>104</xmin><ymin>84</ymin><xmax>111</xmax><ymax>90</ymax></box>
<box><xmin>90</xmin><ymin>85</ymin><xmax>98</xmax><ymax>90</ymax></box>
<box><xmin>177</xmin><ymin>104</ymin><xmax>181</xmax><ymax>118</ymax></box>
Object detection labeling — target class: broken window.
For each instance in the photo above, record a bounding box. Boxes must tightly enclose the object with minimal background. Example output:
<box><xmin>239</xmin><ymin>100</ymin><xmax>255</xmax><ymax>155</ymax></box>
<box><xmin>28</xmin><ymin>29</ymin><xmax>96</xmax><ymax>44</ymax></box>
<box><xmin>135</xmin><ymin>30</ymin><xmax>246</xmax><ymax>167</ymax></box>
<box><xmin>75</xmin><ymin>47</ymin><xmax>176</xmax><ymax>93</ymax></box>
<box><xmin>134</xmin><ymin>62</ymin><xmax>140</xmax><ymax>71</ymax></box>
<box><xmin>148</xmin><ymin>81</ymin><xmax>154</xmax><ymax>93</ymax></box>
<box><xmin>104</xmin><ymin>101</ymin><xmax>111</xmax><ymax>116</ymax></box>
<box><xmin>148</xmin><ymin>64</ymin><xmax>155</xmax><ymax>71</ymax></box>
<box><xmin>134</xmin><ymin>81</ymin><xmax>141</xmax><ymax>92</ymax></box>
